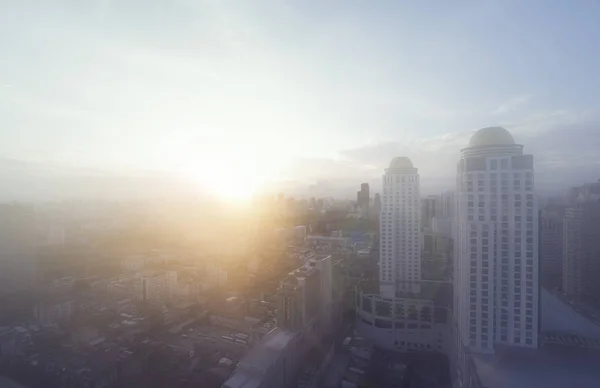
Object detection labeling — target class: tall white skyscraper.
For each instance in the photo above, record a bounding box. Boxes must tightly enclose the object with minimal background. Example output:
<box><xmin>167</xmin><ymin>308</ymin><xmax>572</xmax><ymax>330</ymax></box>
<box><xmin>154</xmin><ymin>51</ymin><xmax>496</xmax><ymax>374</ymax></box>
<box><xmin>455</xmin><ymin>127</ymin><xmax>538</xmax><ymax>354</ymax></box>
<box><xmin>380</xmin><ymin>157</ymin><xmax>421</xmax><ymax>298</ymax></box>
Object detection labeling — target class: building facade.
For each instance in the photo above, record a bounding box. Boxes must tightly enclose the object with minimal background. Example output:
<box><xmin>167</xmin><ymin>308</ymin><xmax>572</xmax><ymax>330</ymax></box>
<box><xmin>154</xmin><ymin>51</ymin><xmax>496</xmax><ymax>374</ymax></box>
<box><xmin>539</xmin><ymin>206</ymin><xmax>564</xmax><ymax>290</ymax></box>
<box><xmin>455</xmin><ymin>127</ymin><xmax>539</xmax><ymax>355</ymax></box>
<box><xmin>440</xmin><ymin>190</ymin><xmax>456</xmax><ymax>219</ymax></box>
<box><xmin>562</xmin><ymin>202</ymin><xmax>600</xmax><ymax>301</ymax></box>
<box><xmin>0</xmin><ymin>205</ymin><xmax>37</xmax><ymax>297</ymax></box>
<box><xmin>357</xmin><ymin>183</ymin><xmax>370</xmax><ymax>218</ymax></box>
<box><xmin>373</xmin><ymin>193</ymin><xmax>382</xmax><ymax>216</ymax></box>
<box><xmin>380</xmin><ymin>157</ymin><xmax>421</xmax><ymax>297</ymax></box>
<box><xmin>421</xmin><ymin>196</ymin><xmax>439</xmax><ymax>230</ymax></box>
<box><xmin>141</xmin><ymin>273</ymin><xmax>167</xmax><ymax>306</ymax></box>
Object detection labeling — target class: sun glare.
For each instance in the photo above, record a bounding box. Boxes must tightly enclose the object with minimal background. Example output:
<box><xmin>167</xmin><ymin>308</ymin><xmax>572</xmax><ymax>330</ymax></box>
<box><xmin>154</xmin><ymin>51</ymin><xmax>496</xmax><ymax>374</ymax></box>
<box><xmin>183</xmin><ymin>148</ymin><xmax>276</xmax><ymax>202</ymax></box>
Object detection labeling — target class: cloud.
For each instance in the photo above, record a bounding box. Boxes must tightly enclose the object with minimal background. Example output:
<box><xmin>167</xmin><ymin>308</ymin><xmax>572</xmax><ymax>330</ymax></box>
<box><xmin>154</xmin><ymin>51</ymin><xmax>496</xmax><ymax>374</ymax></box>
<box><xmin>276</xmin><ymin>118</ymin><xmax>600</xmax><ymax>197</ymax></box>
<box><xmin>493</xmin><ymin>94</ymin><xmax>533</xmax><ymax>115</ymax></box>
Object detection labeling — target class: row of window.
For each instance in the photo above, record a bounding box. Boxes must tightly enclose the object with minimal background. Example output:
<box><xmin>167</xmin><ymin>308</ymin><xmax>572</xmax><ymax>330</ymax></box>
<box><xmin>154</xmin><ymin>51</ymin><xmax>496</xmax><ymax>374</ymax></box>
<box><xmin>467</xmin><ymin>214</ymin><xmax>535</xmax><ymax>222</ymax></box>
<box><xmin>384</xmin><ymin>174</ymin><xmax>418</xmax><ymax>183</ymax></box>
<box><xmin>467</xmin><ymin>171</ymin><xmax>533</xmax><ymax>179</ymax></box>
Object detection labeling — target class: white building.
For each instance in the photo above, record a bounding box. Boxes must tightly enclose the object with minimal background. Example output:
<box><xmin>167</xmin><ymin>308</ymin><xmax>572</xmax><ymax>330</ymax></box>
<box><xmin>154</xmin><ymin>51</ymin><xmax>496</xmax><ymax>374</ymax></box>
<box><xmin>356</xmin><ymin>158</ymin><xmax>452</xmax><ymax>355</ymax></box>
<box><xmin>455</xmin><ymin>127</ymin><xmax>538</xmax><ymax>355</ymax></box>
<box><xmin>380</xmin><ymin>157</ymin><xmax>421</xmax><ymax>297</ymax></box>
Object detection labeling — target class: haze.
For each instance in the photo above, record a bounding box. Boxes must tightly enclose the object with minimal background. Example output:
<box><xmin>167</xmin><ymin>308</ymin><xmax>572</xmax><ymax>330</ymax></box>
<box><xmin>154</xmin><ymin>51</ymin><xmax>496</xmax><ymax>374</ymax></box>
<box><xmin>1</xmin><ymin>0</ymin><xmax>600</xmax><ymax>200</ymax></box>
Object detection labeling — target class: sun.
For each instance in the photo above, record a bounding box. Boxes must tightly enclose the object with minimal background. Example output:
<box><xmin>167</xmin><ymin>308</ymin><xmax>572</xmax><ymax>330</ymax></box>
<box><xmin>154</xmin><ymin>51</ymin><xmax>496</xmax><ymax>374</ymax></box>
<box><xmin>182</xmin><ymin>149</ymin><xmax>272</xmax><ymax>202</ymax></box>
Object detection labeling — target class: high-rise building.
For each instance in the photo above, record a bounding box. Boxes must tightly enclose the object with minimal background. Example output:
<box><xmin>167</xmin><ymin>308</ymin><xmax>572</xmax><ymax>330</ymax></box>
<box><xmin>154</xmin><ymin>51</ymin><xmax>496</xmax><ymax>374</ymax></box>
<box><xmin>373</xmin><ymin>193</ymin><xmax>382</xmax><ymax>216</ymax></box>
<box><xmin>455</xmin><ymin>127</ymin><xmax>538</xmax><ymax>354</ymax></box>
<box><xmin>539</xmin><ymin>205</ymin><xmax>564</xmax><ymax>290</ymax></box>
<box><xmin>224</xmin><ymin>257</ymin><xmax>334</xmax><ymax>388</ymax></box>
<box><xmin>0</xmin><ymin>205</ymin><xmax>37</xmax><ymax>297</ymax></box>
<box><xmin>562</xmin><ymin>201</ymin><xmax>600</xmax><ymax>300</ymax></box>
<box><xmin>277</xmin><ymin>254</ymin><xmax>332</xmax><ymax>334</ymax></box>
<box><xmin>431</xmin><ymin>217</ymin><xmax>452</xmax><ymax>237</ymax></box>
<box><xmin>357</xmin><ymin>183</ymin><xmax>370</xmax><ymax>218</ymax></box>
<box><xmin>421</xmin><ymin>196</ymin><xmax>438</xmax><ymax>230</ymax></box>
<box><xmin>380</xmin><ymin>157</ymin><xmax>421</xmax><ymax>297</ymax></box>
<box><xmin>440</xmin><ymin>190</ymin><xmax>456</xmax><ymax>219</ymax></box>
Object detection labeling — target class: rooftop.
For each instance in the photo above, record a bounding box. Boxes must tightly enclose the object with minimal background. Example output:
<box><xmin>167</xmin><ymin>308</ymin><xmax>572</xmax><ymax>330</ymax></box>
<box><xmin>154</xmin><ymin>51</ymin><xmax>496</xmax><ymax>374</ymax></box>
<box><xmin>389</xmin><ymin>156</ymin><xmax>413</xmax><ymax>169</ymax></box>
<box><xmin>468</xmin><ymin>127</ymin><xmax>515</xmax><ymax>148</ymax></box>
<box><xmin>472</xmin><ymin>345</ymin><xmax>600</xmax><ymax>388</ymax></box>
<box><xmin>540</xmin><ymin>289</ymin><xmax>600</xmax><ymax>339</ymax></box>
<box><xmin>237</xmin><ymin>328</ymin><xmax>296</xmax><ymax>373</ymax></box>
<box><xmin>223</xmin><ymin>328</ymin><xmax>298</xmax><ymax>388</ymax></box>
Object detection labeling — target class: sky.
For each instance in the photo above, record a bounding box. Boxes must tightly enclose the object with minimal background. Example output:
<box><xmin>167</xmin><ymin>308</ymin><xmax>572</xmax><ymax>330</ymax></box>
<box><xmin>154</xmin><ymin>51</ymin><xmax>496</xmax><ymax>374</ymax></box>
<box><xmin>1</xmin><ymin>0</ymin><xmax>600</xmax><ymax>198</ymax></box>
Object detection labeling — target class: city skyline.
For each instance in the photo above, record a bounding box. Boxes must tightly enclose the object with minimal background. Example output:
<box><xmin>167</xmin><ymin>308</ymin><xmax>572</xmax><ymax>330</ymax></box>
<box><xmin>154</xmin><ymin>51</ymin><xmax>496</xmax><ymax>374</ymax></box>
<box><xmin>4</xmin><ymin>2</ymin><xmax>600</xmax><ymax>387</ymax></box>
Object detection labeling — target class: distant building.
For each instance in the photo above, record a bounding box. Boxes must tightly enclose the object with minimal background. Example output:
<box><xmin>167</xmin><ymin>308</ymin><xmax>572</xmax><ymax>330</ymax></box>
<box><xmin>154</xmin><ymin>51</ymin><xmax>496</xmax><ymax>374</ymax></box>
<box><xmin>0</xmin><ymin>205</ymin><xmax>37</xmax><ymax>296</ymax></box>
<box><xmin>380</xmin><ymin>157</ymin><xmax>421</xmax><ymax>297</ymax></box>
<box><xmin>33</xmin><ymin>298</ymin><xmax>74</xmax><ymax>326</ymax></box>
<box><xmin>306</xmin><ymin>235</ymin><xmax>349</xmax><ymax>249</ymax></box>
<box><xmin>431</xmin><ymin>217</ymin><xmax>452</xmax><ymax>238</ymax></box>
<box><xmin>357</xmin><ymin>183</ymin><xmax>370</xmax><ymax>218</ymax></box>
<box><xmin>440</xmin><ymin>190</ymin><xmax>455</xmax><ymax>219</ymax></box>
<box><xmin>121</xmin><ymin>255</ymin><xmax>145</xmax><ymax>273</ymax></box>
<box><xmin>539</xmin><ymin>205</ymin><xmax>564</xmax><ymax>290</ymax></box>
<box><xmin>141</xmin><ymin>273</ymin><xmax>168</xmax><ymax>306</ymax></box>
<box><xmin>166</xmin><ymin>270</ymin><xmax>178</xmax><ymax>301</ymax></box>
<box><xmin>422</xmin><ymin>232</ymin><xmax>450</xmax><ymax>257</ymax></box>
<box><xmin>437</xmin><ymin>190</ymin><xmax>455</xmax><ymax>237</ymax></box>
<box><xmin>373</xmin><ymin>193</ymin><xmax>382</xmax><ymax>216</ymax></box>
<box><xmin>421</xmin><ymin>196</ymin><xmax>438</xmax><ymax>230</ymax></box>
<box><xmin>562</xmin><ymin>202</ymin><xmax>600</xmax><ymax>301</ymax></box>
<box><xmin>568</xmin><ymin>179</ymin><xmax>600</xmax><ymax>203</ymax></box>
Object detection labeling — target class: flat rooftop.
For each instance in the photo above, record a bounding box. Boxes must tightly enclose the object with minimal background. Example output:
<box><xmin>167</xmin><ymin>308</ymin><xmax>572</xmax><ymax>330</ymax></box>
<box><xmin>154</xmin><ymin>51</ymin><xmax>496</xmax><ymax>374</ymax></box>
<box><xmin>473</xmin><ymin>345</ymin><xmax>600</xmax><ymax>388</ymax></box>
<box><xmin>541</xmin><ymin>289</ymin><xmax>600</xmax><ymax>339</ymax></box>
<box><xmin>222</xmin><ymin>328</ymin><xmax>297</xmax><ymax>388</ymax></box>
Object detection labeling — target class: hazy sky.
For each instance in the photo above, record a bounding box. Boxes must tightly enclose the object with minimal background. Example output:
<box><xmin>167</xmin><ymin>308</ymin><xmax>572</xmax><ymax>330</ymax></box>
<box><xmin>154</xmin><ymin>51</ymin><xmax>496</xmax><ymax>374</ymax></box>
<box><xmin>2</xmin><ymin>0</ymin><xmax>600</xmax><ymax>196</ymax></box>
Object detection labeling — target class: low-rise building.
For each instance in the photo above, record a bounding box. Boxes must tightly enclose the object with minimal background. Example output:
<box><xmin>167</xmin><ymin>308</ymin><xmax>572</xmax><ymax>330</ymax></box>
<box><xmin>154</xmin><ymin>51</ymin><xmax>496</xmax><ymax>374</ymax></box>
<box><xmin>355</xmin><ymin>282</ymin><xmax>452</xmax><ymax>354</ymax></box>
<box><xmin>33</xmin><ymin>298</ymin><xmax>74</xmax><ymax>326</ymax></box>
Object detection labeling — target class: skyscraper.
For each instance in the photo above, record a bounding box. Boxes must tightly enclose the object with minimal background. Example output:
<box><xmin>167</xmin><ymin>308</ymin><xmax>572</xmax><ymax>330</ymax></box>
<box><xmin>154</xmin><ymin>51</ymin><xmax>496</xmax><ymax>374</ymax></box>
<box><xmin>539</xmin><ymin>205</ymin><xmax>564</xmax><ymax>290</ymax></box>
<box><xmin>421</xmin><ymin>196</ymin><xmax>438</xmax><ymax>230</ymax></box>
<box><xmin>455</xmin><ymin>127</ymin><xmax>538</xmax><ymax>354</ymax></box>
<box><xmin>373</xmin><ymin>193</ymin><xmax>382</xmax><ymax>216</ymax></box>
<box><xmin>357</xmin><ymin>183</ymin><xmax>370</xmax><ymax>218</ymax></box>
<box><xmin>380</xmin><ymin>157</ymin><xmax>421</xmax><ymax>297</ymax></box>
<box><xmin>440</xmin><ymin>190</ymin><xmax>456</xmax><ymax>219</ymax></box>
<box><xmin>563</xmin><ymin>200</ymin><xmax>600</xmax><ymax>300</ymax></box>
<box><xmin>0</xmin><ymin>205</ymin><xmax>37</xmax><ymax>297</ymax></box>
